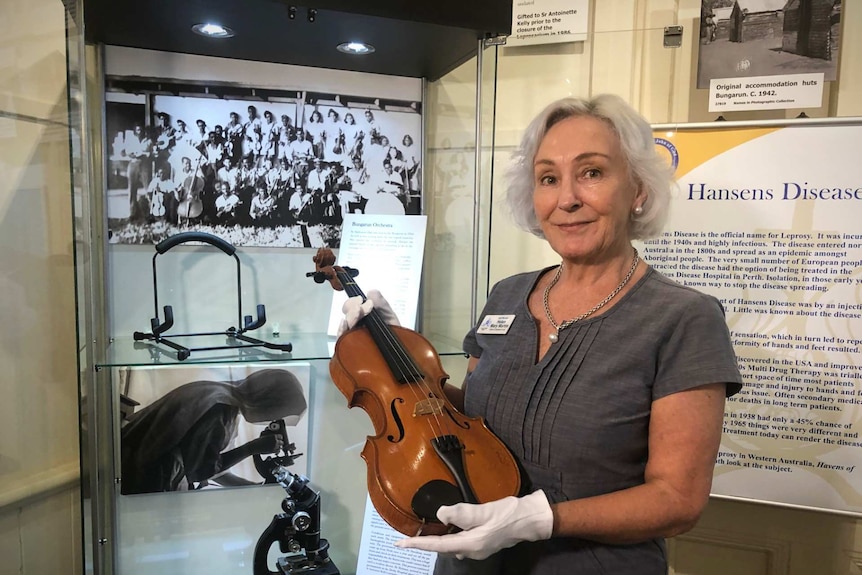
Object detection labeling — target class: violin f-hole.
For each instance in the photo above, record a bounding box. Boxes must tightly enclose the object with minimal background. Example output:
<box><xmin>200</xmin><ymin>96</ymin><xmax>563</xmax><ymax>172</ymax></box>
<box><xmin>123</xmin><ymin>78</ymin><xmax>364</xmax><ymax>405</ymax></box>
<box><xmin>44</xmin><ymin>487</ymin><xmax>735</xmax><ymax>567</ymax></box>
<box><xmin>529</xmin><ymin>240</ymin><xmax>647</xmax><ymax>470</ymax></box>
<box><xmin>385</xmin><ymin>398</ymin><xmax>406</xmax><ymax>443</ymax></box>
<box><xmin>443</xmin><ymin>406</ymin><xmax>472</xmax><ymax>430</ymax></box>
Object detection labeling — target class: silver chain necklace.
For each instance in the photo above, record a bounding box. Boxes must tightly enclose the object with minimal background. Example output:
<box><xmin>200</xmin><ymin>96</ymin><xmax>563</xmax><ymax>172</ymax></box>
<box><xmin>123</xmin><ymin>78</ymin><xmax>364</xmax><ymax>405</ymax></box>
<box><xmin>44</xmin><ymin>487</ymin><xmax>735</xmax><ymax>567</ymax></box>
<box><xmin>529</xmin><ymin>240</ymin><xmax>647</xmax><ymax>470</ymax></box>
<box><xmin>543</xmin><ymin>248</ymin><xmax>640</xmax><ymax>343</ymax></box>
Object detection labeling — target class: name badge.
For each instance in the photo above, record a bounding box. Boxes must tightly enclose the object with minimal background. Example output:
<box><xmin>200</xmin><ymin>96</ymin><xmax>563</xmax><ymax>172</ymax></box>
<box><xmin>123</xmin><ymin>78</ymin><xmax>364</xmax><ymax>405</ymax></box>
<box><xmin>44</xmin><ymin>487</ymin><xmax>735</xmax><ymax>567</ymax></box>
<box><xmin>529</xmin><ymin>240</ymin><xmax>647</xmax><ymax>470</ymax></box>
<box><xmin>477</xmin><ymin>314</ymin><xmax>516</xmax><ymax>334</ymax></box>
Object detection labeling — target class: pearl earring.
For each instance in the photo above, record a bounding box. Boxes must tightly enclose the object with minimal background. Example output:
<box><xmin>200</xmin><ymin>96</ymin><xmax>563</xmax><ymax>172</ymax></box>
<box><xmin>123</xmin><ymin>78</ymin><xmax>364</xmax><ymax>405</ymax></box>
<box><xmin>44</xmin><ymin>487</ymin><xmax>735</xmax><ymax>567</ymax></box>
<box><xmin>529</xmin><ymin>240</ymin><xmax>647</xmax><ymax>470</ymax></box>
<box><xmin>633</xmin><ymin>205</ymin><xmax>644</xmax><ymax>216</ymax></box>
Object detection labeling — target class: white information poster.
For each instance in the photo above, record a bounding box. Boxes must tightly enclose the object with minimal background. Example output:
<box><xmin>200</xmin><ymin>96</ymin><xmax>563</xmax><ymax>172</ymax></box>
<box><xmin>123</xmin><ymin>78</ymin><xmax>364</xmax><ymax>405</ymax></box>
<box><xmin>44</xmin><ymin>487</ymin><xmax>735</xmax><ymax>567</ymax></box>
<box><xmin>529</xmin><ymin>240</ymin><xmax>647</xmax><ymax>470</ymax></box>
<box><xmin>326</xmin><ymin>214</ymin><xmax>428</xmax><ymax>336</ymax></box>
<box><xmin>649</xmin><ymin>124</ymin><xmax>862</xmax><ymax>515</ymax></box>
<box><xmin>708</xmin><ymin>73</ymin><xmax>824</xmax><ymax>113</ymax></box>
<box><xmin>508</xmin><ymin>0</ymin><xmax>588</xmax><ymax>47</ymax></box>
<box><xmin>355</xmin><ymin>495</ymin><xmax>437</xmax><ymax>575</ymax></box>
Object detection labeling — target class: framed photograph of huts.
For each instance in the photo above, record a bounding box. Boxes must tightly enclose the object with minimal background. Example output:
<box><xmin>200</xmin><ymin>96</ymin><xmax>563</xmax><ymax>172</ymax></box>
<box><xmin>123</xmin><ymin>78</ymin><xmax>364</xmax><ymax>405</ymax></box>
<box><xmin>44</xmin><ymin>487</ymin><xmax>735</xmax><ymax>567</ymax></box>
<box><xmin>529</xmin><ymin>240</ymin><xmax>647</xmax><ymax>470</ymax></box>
<box><xmin>697</xmin><ymin>0</ymin><xmax>842</xmax><ymax>90</ymax></box>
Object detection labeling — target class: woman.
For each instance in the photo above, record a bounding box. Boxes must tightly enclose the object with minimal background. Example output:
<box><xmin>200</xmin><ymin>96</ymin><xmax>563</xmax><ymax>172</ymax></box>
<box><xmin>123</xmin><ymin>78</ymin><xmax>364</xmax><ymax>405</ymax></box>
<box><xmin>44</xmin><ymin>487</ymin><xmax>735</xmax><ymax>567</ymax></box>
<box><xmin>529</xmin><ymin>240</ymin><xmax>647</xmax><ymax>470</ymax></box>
<box><xmin>401</xmin><ymin>134</ymin><xmax>421</xmax><ymax>196</ymax></box>
<box><xmin>342</xmin><ymin>112</ymin><xmax>363</xmax><ymax>160</ymax></box>
<box><xmin>325</xmin><ymin>108</ymin><xmax>346</xmax><ymax>163</ymax></box>
<box><xmin>260</xmin><ymin>110</ymin><xmax>280</xmax><ymax>164</ymax></box>
<box><xmin>225</xmin><ymin>111</ymin><xmax>245</xmax><ymax>164</ymax></box>
<box><xmin>120</xmin><ymin>369</ymin><xmax>307</xmax><ymax>494</ymax></box>
<box><xmin>385</xmin><ymin>141</ymin><xmax>405</xmax><ymax>175</ymax></box>
<box><xmin>306</xmin><ymin>109</ymin><xmax>327</xmax><ymax>159</ymax></box>
<box><xmin>342</xmin><ymin>95</ymin><xmax>742</xmax><ymax>573</ymax></box>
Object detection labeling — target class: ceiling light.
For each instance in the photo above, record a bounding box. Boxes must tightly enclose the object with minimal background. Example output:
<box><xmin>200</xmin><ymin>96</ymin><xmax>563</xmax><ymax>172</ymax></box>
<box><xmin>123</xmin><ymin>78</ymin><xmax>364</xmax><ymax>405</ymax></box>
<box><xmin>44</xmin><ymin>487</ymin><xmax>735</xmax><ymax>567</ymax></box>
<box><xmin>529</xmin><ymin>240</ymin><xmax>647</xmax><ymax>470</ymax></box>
<box><xmin>336</xmin><ymin>42</ymin><xmax>376</xmax><ymax>55</ymax></box>
<box><xmin>191</xmin><ymin>23</ymin><xmax>235</xmax><ymax>38</ymax></box>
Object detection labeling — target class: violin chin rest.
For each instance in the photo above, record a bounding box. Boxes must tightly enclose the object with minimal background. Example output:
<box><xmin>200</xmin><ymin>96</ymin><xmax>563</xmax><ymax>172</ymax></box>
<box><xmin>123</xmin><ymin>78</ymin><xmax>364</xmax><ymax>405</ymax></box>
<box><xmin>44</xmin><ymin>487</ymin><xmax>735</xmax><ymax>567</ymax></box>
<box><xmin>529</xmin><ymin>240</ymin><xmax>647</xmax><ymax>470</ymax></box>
<box><xmin>411</xmin><ymin>479</ymin><xmax>463</xmax><ymax>525</ymax></box>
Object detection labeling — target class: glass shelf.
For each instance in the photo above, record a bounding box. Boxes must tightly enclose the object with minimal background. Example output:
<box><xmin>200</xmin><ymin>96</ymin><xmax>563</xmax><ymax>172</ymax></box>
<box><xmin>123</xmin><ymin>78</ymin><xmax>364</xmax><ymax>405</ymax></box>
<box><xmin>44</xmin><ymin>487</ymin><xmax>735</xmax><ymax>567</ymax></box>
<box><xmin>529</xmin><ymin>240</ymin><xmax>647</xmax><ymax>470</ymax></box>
<box><xmin>98</xmin><ymin>332</ymin><xmax>466</xmax><ymax>368</ymax></box>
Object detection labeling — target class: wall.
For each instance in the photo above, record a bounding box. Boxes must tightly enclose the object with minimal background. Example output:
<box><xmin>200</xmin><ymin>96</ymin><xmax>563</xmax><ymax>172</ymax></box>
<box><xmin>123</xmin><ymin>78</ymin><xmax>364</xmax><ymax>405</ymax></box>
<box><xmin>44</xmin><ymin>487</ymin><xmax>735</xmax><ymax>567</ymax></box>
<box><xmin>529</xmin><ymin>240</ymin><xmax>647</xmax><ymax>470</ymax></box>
<box><xmin>0</xmin><ymin>0</ymin><xmax>83</xmax><ymax>573</ymax></box>
<box><xmin>487</xmin><ymin>0</ymin><xmax>862</xmax><ymax>285</ymax></box>
<box><xmin>483</xmin><ymin>1</ymin><xmax>862</xmax><ymax>573</ymax></box>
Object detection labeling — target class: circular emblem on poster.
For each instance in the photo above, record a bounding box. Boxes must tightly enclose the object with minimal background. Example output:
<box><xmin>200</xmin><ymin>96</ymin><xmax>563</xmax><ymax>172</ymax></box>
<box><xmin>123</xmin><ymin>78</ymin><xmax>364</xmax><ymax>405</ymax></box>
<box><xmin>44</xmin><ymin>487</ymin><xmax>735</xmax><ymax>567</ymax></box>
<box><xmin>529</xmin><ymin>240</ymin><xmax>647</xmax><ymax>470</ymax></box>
<box><xmin>654</xmin><ymin>137</ymin><xmax>679</xmax><ymax>172</ymax></box>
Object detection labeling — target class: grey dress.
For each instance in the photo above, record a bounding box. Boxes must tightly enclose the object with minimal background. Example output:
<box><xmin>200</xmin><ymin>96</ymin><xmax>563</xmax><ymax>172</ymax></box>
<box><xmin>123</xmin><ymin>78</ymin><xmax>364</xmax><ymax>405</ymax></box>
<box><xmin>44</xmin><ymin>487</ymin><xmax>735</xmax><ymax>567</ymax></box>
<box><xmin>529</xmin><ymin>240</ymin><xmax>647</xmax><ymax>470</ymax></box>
<box><xmin>434</xmin><ymin>266</ymin><xmax>742</xmax><ymax>575</ymax></box>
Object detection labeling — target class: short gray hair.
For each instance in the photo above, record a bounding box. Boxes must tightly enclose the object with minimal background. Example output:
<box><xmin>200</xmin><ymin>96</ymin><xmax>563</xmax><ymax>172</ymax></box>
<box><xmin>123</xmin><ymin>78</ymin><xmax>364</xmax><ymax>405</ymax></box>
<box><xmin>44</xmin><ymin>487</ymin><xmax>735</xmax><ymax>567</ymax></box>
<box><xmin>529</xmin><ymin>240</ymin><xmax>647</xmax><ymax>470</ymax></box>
<box><xmin>505</xmin><ymin>94</ymin><xmax>672</xmax><ymax>240</ymax></box>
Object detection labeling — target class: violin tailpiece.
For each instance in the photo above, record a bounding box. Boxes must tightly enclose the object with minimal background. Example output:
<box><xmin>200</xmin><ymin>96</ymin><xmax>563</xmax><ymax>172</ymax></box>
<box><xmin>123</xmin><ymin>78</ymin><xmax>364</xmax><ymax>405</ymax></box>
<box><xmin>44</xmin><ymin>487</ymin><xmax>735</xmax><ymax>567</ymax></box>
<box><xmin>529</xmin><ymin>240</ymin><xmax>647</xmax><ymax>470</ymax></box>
<box><xmin>431</xmin><ymin>435</ymin><xmax>478</xmax><ymax>505</ymax></box>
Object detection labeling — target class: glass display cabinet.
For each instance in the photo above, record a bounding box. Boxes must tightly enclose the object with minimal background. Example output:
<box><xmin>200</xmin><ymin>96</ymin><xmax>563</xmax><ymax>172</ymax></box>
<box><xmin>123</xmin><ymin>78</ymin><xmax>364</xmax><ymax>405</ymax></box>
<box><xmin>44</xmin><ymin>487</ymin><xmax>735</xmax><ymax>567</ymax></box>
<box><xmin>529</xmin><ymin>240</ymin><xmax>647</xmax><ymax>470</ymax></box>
<box><xmin>69</xmin><ymin>1</ymin><xmax>510</xmax><ymax>574</ymax></box>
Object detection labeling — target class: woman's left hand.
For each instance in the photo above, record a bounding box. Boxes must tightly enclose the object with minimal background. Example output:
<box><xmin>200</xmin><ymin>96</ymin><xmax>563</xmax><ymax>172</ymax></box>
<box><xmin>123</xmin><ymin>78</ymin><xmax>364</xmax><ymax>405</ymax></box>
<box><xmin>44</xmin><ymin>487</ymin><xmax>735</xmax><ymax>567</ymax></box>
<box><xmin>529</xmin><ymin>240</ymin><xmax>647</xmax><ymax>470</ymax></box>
<box><xmin>338</xmin><ymin>289</ymin><xmax>400</xmax><ymax>336</ymax></box>
<box><xmin>394</xmin><ymin>490</ymin><xmax>554</xmax><ymax>560</ymax></box>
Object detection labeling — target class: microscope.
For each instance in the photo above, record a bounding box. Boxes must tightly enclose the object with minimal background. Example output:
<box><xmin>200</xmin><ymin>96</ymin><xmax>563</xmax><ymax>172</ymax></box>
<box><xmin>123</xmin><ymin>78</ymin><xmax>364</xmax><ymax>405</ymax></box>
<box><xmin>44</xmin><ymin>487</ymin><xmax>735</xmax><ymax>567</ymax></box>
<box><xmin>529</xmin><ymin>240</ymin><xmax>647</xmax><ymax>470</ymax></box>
<box><xmin>252</xmin><ymin>421</ymin><xmax>340</xmax><ymax>575</ymax></box>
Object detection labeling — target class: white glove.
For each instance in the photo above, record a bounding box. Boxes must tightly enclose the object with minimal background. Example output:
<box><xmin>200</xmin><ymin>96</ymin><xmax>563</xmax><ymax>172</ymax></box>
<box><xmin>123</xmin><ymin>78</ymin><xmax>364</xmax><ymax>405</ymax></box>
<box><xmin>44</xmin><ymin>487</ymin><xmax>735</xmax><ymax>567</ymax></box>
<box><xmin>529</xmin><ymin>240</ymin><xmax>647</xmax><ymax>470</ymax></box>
<box><xmin>394</xmin><ymin>490</ymin><xmax>554</xmax><ymax>561</ymax></box>
<box><xmin>337</xmin><ymin>289</ymin><xmax>400</xmax><ymax>336</ymax></box>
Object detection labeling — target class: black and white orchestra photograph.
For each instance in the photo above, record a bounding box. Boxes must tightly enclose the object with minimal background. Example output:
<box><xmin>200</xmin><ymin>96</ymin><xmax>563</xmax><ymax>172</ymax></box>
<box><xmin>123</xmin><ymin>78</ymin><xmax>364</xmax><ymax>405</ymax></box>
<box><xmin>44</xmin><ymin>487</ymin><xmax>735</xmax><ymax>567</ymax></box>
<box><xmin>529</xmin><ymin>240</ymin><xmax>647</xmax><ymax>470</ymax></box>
<box><xmin>105</xmin><ymin>81</ymin><xmax>422</xmax><ymax>248</ymax></box>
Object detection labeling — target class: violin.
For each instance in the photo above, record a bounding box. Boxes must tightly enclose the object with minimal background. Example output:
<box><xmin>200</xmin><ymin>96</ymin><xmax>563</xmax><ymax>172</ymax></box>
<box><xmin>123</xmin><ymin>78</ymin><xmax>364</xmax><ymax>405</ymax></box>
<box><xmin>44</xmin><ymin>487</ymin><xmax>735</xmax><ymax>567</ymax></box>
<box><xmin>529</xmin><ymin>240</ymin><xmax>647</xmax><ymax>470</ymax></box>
<box><xmin>150</xmin><ymin>188</ymin><xmax>166</xmax><ymax>218</ymax></box>
<box><xmin>215</xmin><ymin>195</ymin><xmax>241</xmax><ymax>218</ymax></box>
<box><xmin>250</xmin><ymin>191</ymin><xmax>277</xmax><ymax>220</ymax></box>
<box><xmin>332</xmin><ymin>129</ymin><xmax>345</xmax><ymax>155</ymax></box>
<box><xmin>155</xmin><ymin>130</ymin><xmax>174</xmax><ymax>151</ymax></box>
<box><xmin>310</xmin><ymin>249</ymin><xmax>521</xmax><ymax>536</ymax></box>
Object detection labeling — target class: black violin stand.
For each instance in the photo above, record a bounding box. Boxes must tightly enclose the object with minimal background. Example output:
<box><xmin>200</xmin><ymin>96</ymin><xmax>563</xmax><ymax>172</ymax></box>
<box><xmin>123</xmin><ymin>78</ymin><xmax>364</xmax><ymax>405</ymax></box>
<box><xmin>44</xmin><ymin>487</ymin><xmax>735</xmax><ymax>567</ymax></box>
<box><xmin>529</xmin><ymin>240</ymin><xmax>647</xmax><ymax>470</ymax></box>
<box><xmin>133</xmin><ymin>231</ymin><xmax>292</xmax><ymax>361</ymax></box>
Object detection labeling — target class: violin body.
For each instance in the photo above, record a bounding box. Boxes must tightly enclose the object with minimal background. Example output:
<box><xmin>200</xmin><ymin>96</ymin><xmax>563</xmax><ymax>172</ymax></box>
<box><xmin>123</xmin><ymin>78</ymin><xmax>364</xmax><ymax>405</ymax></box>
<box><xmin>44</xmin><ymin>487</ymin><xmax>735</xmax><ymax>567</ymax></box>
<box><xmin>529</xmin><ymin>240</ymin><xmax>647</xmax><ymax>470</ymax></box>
<box><xmin>178</xmin><ymin>195</ymin><xmax>203</xmax><ymax>219</ymax></box>
<box><xmin>150</xmin><ymin>189</ymin><xmax>166</xmax><ymax>218</ymax></box>
<box><xmin>331</xmin><ymin>326</ymin><xmax>521</xmax><ymax>536</ymax></box>
<box><xmin>332</xmin><ymin>130</ymin><xmax>345</xmax><ymax>155</ymax></box>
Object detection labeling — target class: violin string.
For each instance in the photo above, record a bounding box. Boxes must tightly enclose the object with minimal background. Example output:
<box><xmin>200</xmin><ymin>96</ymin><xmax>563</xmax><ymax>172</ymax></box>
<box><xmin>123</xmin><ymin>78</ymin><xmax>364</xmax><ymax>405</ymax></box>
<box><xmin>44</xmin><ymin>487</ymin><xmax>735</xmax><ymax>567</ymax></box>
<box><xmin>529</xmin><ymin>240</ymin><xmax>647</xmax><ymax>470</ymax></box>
<box><xmin>336</xmin><ymin>268</ymin><xmax>436</xmax><ymax>416</ymax></box>
<box><xmin>363</xmin><ymin>307</ymin><xmax>451</xmax><ymax>439</ymax></box>
<box><xmin>345</xmin><ymin>276</ymin><xmax>451</xmax><ymax>440</ymax></box>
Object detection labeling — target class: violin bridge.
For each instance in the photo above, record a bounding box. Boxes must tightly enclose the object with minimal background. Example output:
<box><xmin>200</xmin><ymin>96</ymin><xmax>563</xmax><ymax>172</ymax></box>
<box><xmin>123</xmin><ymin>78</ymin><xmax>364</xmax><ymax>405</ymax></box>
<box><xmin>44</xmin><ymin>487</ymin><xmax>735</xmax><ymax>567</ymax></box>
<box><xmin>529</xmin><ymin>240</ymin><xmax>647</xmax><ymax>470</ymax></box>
<box><xmin>413</xmin><ymin>397</ymin><xmax>445</xmax><ymax>417</ymax></box>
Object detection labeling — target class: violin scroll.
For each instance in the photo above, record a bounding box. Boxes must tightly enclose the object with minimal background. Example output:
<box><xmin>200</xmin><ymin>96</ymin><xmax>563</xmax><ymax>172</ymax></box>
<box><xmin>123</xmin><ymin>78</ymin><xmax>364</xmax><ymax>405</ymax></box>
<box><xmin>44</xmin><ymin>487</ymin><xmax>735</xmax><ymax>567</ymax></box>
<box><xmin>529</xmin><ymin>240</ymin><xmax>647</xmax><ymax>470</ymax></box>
<box><xmin>306</xmin><ymin>247</ymin><xmax>358</xmax><ymax>291</ymax></box>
